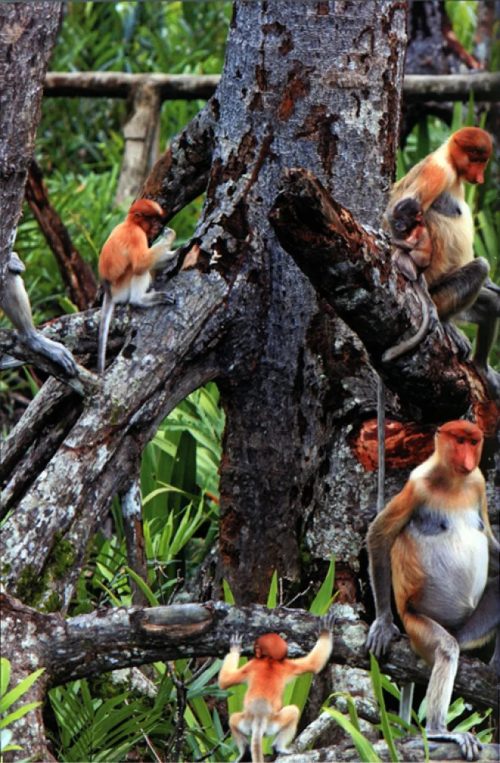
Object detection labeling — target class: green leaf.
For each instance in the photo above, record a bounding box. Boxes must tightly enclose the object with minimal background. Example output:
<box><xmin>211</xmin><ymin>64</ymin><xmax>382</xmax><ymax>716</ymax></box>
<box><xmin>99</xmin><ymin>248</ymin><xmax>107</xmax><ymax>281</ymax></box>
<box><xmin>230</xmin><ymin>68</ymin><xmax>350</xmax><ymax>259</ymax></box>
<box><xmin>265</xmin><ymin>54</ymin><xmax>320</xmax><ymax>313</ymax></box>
<box><xmin>0</xmin><ymin>659</ymin><xmax>11</xmax><ymax>699</ymax></box>
<box><xmin>0</xmin><ymin>701</ymin><xmax>42</xmax><ymax>729</ymax></box>
<box><xmin>369</xmin><ymin>654</ymin><xmax>399</xmax><ymax>762</ymax></box>
<box><xmin>266</xmin><ymin>571</ymin><xmax>279</xmax><ymax>608</ymax></box>
<box><xmin>325</xmin><ymin>707</ymin><xmax>382</xmax><ymax>762</ymax></box>
<box><xmin>0</xmin><ymin>668</ymin><xmax>45</xmax><ymax>714</ymax></box>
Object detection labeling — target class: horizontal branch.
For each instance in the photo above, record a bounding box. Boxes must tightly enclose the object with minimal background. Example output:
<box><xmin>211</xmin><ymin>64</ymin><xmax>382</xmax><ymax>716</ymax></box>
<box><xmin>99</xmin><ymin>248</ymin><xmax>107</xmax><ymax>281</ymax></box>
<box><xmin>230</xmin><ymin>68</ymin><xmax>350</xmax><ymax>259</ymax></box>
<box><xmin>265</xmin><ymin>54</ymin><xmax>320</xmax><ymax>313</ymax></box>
<box><xmin>44</xmin><ymin>71</ymin><xmax>220</xmax><ymax>100</ymax></box>
<box><xmin>1</xmin><ymin>595</ymin><xmax>493</xmax><ymax>711</ymax></box>
<box><xmin>280</xmin><ymin>738</ymin><xmax>500</xmax><ymax>762</ymax></box>
<box><xmin>403</xmin><ymin>72</ymin><xmax>500</xmax><ymax>102</ymax></box>
<box><xmin>269</xmin><ymin>168</ymin><xmax>490</xmax><ymax>421</ymax></box>
<box><xmin>43</xmin><ymin>71</ymin><xmax>500</xmax><ymax>103</ymax></box>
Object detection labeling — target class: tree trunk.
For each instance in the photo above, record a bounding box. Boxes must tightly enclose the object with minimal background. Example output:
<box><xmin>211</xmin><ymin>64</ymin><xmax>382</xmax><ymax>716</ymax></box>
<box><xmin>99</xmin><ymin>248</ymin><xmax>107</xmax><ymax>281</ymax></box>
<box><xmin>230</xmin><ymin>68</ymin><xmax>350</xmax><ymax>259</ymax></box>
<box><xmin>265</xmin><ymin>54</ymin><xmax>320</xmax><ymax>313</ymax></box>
<box><xmin>1</xmin><ymin>1</ymin><xmax>498</xmax><ymax>755</ymax></box>
<box><xmin>0</xmin><ymin>1</ymin><xmax>63</xmax><ymax>281</ymax></box>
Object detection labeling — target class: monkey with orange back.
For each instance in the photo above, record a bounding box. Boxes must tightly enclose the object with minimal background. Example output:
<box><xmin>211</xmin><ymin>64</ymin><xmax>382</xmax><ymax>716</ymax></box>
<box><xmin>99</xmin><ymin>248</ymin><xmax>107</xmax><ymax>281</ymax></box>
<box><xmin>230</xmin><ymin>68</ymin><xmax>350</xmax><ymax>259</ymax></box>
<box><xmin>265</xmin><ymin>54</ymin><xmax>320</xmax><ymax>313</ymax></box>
<box><xmin>219</xmin><ymin>612</ymin><xmax>335</xmax><ymax>762</ymax></box>
<box><xmin>366</xmin><ymin>420</ymin><xmax>499</xmax><ymax>761</ymax></box>
<box><xmin>384</xmin><ymin>127</ymin><xmax>499</xmax><ymax>393</ymax></box>
<box><xmin>97</xmin><ymin>199</ymin><xmax>177</xmax><ymax>373</ymax></box>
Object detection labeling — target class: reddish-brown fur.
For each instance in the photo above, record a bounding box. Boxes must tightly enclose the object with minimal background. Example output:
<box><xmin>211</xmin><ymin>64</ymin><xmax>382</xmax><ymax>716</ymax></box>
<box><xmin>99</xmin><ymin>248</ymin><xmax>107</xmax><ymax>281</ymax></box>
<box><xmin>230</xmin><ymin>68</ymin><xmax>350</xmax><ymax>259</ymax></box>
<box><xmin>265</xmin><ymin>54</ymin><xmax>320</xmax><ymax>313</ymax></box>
<box><xmin>387</xmin><ymin>127</ymin><xmax>492</xmax><ymax>288</ymax></box>
<box><xmin>98</xmin><ymin>199</ymin><xmax>165</xmax><ymax>291</ymax></box>
<box><xmin>219</xmin><ymin>623</ymin><xmax>333</xmax><ymax>761</ymax></box>
<box><xmin>367</xmin><ymin>420</ymin><xmax>498</xmax><ymax>761</ymax></box>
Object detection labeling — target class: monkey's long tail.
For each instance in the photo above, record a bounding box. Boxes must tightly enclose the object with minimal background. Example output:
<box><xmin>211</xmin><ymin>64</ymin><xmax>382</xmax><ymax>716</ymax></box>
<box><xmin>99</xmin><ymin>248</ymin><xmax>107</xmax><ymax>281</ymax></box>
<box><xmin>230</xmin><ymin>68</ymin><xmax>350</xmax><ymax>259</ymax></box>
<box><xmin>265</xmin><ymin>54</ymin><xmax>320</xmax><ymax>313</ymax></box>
<box><xmin>97</xmin><ymin>284</ymin><xmax>114</xmax><ymax>374</ymax></box>
<box><xmin>250</xmin><ymin>717</ymin><xmax>266</xmax><ymax>763</ymax></box>
<box><xmin>382</xmin><ymin>277</ymin><xmax>431</xmax><ymax>363</ymax></box>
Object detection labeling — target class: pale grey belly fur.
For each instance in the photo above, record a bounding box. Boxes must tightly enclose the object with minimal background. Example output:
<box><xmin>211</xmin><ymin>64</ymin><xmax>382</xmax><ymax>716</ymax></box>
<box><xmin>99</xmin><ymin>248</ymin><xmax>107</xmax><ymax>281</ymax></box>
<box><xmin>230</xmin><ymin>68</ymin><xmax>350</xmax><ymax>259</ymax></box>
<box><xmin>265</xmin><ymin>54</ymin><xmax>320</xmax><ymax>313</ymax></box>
<box><xmin>406</xmin><ymin>506</ymin><xmax>488</xmax><ymax>630</ymax></box>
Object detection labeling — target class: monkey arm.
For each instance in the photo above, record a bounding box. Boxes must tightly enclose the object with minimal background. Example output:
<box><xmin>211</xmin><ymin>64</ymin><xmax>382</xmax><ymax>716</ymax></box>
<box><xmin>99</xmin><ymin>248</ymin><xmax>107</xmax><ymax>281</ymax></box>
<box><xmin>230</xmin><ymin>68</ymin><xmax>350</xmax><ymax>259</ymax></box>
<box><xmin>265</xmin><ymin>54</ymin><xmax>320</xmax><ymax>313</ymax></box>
<box><xmin>288</xmin><ymin>631</ymin><xmax>333</xmax><ymax>675</ymax></box>
<box><xmin>410</xmin><ymin>160</ymin><xmax>452</xmax><ymax>212</ymax></box>
<box><xmin>366</xmin><ymin>484</ymin><xmax>417</xmax><ymax>657</ymax></box>
<box><xmin>218</xmin><ymin>647</ymin><xmax>249</xmax><ymax>689</ymax></box>
<box><xmin>1</xmin><ymin>253</ymin><xmax>77</xmax><ymax>377</ymax></box>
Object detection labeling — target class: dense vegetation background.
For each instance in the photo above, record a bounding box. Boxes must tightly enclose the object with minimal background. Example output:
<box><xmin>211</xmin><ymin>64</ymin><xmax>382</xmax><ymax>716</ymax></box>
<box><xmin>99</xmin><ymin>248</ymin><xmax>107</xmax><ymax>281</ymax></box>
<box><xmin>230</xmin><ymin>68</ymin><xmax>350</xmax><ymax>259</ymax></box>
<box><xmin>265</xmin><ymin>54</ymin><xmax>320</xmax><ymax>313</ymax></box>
<box><xmin>1</xmin><ymin>2</ymin><xmax>497</xmax><ymax>761</ymax></box>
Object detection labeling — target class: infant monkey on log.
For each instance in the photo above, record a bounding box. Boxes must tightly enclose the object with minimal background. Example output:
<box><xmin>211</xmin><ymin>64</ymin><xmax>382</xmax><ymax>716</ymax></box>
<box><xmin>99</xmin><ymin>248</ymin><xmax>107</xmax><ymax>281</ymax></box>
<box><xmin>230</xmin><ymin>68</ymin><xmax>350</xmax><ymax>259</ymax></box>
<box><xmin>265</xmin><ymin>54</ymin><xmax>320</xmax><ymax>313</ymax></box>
<box><xmin>219</xmin><ymin>612</ymin><xmax>335</xmax><ymax>762</ymax></box>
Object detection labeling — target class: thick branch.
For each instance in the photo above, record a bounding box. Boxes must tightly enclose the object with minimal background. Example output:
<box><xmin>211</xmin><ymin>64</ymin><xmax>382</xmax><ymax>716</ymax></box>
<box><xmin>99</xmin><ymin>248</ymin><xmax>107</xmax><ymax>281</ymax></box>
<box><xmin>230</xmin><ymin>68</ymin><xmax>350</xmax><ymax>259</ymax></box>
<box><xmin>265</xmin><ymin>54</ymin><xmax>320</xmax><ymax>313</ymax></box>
<box><xmin>1</xmin><ymin>594</ymin><xmax>496</xmax><ymax>712</ymax></box>
<box><xmin>404</xmin><ymin>72</ymin><xmax>500</xmax><ymax>101</ymax></box>
<box><xmin>0</xmin><ymin>267</ymin><xmax>254</xmax><ymax>609</ymax></box>
<box><xmin>269</xmin><ymin>168</ymin><xmax>492</xmax><ymax>422</ymax></box>
<box><xmin>44</xmin><ymin>71</ymin><xmax>220</xmax><ymax>100</ymax></box>
<box><xmin>42</xmin><ymin>71</ymin><xmax>500</xmax><ymax>103</ymax></box>
<box><xmin>279</xmin><ymin>739</ymin><xmax>500</xmax><ymax>762</ymax></box>
<box><xmin>140</xmin><ymin>98</ymin><xmax>217</xmax><ymax>217</ymax></box>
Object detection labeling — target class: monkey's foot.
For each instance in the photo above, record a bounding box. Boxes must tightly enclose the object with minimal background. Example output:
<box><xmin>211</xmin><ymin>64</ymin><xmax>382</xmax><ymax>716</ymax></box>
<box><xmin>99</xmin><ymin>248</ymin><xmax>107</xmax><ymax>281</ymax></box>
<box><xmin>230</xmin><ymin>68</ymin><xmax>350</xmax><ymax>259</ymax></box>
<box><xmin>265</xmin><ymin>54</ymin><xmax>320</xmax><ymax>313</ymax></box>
<box><xmin>427</xmin><ymin>730</ymin><xmax>482</xmax><ymax>761</ymax></box>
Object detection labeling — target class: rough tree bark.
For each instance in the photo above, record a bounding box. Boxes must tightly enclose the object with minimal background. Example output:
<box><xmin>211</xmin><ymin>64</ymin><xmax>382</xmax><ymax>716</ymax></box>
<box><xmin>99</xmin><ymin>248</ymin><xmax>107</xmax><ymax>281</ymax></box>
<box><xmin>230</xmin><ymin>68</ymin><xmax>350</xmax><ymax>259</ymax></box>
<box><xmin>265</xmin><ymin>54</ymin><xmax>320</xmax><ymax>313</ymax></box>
<box><xmin>1</xmin><ymin>0</ymin><xmax>498</xmax><ymax>758</ymax></box>
<box><xmin>0</xmin><ymin>1</ymin><xmax>64</xmax><ymax>279</ymax></box>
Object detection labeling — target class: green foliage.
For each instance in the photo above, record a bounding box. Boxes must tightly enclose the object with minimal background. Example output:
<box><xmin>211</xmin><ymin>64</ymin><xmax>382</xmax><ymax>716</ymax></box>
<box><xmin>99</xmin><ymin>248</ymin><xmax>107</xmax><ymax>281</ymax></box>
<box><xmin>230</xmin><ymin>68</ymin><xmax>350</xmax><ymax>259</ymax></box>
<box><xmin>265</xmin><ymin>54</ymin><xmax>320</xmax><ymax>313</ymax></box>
<box><xmin>325</xmin><ymin>655</ymin><xmax>493</xmax><ymax>761</ymax></box>
<box><xmin>444</xmin><ymin>1</ymin><xmax>477</xmax><ymax>51</ymax></box>
<box><xmin>0</xmin><ymin>658</ymin><xmax>45</xmax><ymax>760</ymax></box>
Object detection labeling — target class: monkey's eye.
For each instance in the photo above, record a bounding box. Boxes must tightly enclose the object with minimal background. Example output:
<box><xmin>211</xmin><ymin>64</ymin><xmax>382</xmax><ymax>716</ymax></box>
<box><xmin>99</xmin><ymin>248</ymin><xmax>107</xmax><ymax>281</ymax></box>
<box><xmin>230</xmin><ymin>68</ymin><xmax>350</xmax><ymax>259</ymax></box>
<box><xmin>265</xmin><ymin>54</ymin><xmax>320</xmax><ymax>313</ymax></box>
<box><xmin>470</xmin><ymin>439</ymin><xmax>478</xmax><ymax>446</ymax></box>
<box><xmin>456</xmin><ymin>437</ymin><xmax>465</xmax><ymax>444</ymax></box>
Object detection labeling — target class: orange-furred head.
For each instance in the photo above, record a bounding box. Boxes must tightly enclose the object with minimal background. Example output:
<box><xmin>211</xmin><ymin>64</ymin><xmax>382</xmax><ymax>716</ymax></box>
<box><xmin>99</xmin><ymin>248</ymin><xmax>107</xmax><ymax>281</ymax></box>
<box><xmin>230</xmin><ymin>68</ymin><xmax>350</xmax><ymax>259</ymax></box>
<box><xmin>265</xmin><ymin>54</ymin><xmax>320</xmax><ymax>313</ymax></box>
<box><xmin>128</xmin><ymin>199</ymin><xmax>165</xmax><ymax>220</ymax></box>
<box><xmin>254</xmin><ymin>633</ymin><xmax>288</xmax><ymax>661</ymax></box>
<box><xmin>436</xmin><ymin>420</ymin><xmax>483</xmax><ymax>476</ymax></box>
<box><xmin>448</xmin><ymin>127</ymin><xmax>493</xmax><ymax>185</ymax></box>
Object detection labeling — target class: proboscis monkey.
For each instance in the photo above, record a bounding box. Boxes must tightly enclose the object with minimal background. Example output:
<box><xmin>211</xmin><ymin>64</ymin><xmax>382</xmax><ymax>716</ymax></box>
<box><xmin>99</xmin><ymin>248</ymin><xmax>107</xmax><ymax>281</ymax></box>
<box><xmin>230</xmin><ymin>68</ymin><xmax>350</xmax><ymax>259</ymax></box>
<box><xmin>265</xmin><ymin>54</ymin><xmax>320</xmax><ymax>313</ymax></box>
<box><xmin>0</xmin><ymin>251</ymin><xmax>77</xmax><ymax>375</ymax></box>
<box><xmin>384</xmin><ymin>127</ymin><xmax>499</xmax><ymax>393</ymax></box>
<box><xmin>219</xmin><ymin>612</ymin><xmax>335</xmax><ymax>762</ymax></box>
<box><xmin>366</xmin><ymin>420</ymin><xmax>499</xmax><ymax>761</ymax></box>
<box><xmin>97</xmin><ymin>199</ymin><xmax>177</xmax><ymax>373</ymax></box>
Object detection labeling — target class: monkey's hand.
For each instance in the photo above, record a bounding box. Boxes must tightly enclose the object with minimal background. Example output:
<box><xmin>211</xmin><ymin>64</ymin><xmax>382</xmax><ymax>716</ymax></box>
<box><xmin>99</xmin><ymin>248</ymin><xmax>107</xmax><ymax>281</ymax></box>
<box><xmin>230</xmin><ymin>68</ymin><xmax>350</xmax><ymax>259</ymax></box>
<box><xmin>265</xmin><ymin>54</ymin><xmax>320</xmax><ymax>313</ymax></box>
<box><xmin>319</xmin><ymin>610</ymin><xmax>336</xmax><ymax>635</ymax></box>
<box><xmin>24</xmin><ymin>331</ymin><xmax>78</xmax><ymax>377</ymax></box>
<box><xmin>366</xmin><ymin>616</ymin><xmax>400</xmax><ymax>658</ymax></box>
<box><xmin>229</xmin><ymin>633</ymin><xmax>243</xmax><ymax>654</ymax></box>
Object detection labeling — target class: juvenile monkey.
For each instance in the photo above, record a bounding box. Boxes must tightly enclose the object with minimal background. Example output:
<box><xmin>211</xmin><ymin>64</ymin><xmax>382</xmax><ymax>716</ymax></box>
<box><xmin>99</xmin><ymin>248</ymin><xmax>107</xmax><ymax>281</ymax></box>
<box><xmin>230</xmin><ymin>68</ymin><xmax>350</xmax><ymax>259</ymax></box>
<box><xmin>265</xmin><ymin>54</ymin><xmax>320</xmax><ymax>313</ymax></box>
<box><xmin>0</xmin><ymin>250</ymin><xmax>77</xmax><ymax>375</ymax></box>
<box><xmin>382</xmin><ymin>198</ymin><xmax>433</xmax><ymax>362</ymax></box>
<box><xmin>219</xmin><ymin>612</ymin><xmax>335</xmax><ymax>762</ymax></box>
<box><xmin>384</xmin><ymin>127</ymin><xmax>499</xmax><ymax>386</ymax></box>
<box><xmin>366</xmin><ymin>420</ymin><xmax>499</xmax><ymax>761</ymax></box>
<box><xmin>97</xmin><ymin>199</ymin><xmax>177</xmax><ymax>373</ymax></box>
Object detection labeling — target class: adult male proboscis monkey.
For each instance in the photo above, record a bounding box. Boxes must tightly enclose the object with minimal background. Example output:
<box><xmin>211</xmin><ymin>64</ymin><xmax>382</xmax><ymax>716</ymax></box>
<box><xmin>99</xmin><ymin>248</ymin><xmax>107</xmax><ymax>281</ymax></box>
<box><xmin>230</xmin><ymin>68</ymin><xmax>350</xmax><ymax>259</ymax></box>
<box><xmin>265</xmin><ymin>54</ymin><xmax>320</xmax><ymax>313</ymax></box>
<box><xmin>366</xmin><ymin>420</ymin><xmax>499</xmax><ymax>761</ymax></box>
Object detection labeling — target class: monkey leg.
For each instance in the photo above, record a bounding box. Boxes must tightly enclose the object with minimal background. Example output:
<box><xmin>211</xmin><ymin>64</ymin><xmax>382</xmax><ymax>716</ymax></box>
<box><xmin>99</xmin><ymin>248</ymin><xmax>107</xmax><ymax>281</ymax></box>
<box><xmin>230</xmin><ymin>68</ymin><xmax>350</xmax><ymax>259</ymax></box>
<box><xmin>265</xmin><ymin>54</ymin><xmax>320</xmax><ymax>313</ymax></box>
<box><xmin>430</xmin><ymin>258</ymin><xmax>489</xmax><ymax>320</ymax></box>
<box><xmin>229</xmin><ymin>712</ymin><xmax>252</xmax><ymax>762</ymax></box>
<box><xmin>268</xmin><ymin>705</ymin><xmax>300</xmax><ymax>755</ymax></box>
<box><xmin>404</xmin><ymin>611</ymin><xmax>481</xmax><ymax>761</ymax></box>
<box><xmin>454</xmin><ymin>576</ymin><xmax>500</xmax><ymax>666</ymax></box>
<box><xmin>456</xmin><ymin>281</ymin><xmax>500</xmax><ymax>399</ymax></box>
